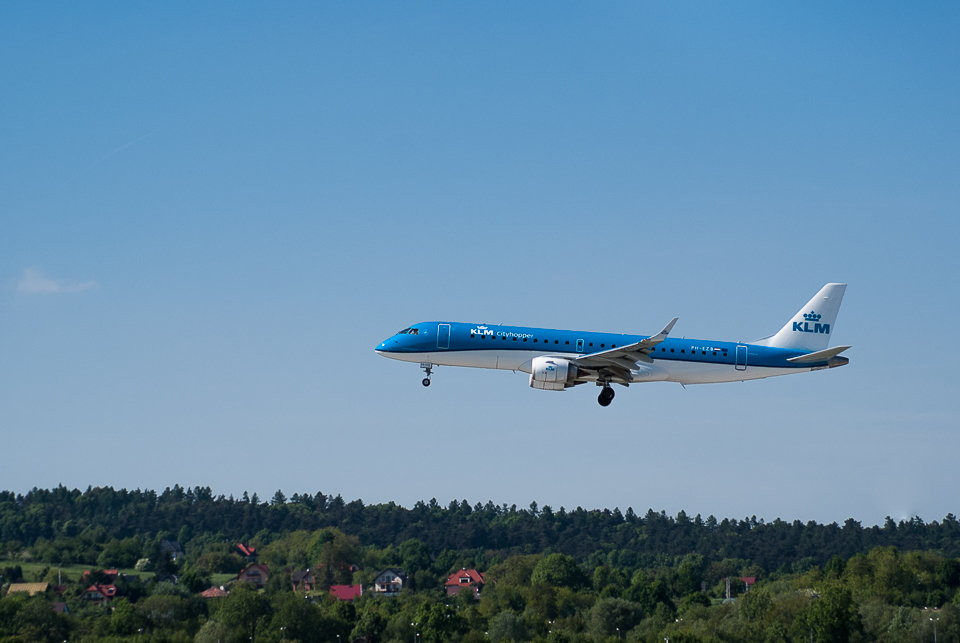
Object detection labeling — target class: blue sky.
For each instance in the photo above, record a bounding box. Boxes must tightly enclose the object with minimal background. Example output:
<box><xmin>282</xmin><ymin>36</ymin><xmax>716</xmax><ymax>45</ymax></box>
<box><xmin>2</xmin><ymin>2</ymin><xmax>958</xmax><ymax>526</ymax></box>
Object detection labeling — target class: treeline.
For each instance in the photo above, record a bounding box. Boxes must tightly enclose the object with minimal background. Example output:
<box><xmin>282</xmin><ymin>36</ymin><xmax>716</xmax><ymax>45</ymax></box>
<box><xmin>3</xmin><ymin>540</ymin><xmax>960</xmax><ymax>641</ymax></box>
<box><xmin>2</xmin><ymin>485</ymin><xmax>960</xmax><ymax>572</ymax></box>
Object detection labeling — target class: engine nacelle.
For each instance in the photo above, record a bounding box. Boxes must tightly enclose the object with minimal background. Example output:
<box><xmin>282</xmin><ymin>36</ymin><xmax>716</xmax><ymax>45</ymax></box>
<box><xmin>529</xmin><ymin>356</ymin><xmax>578</xmax><ymax>391</ymax></box>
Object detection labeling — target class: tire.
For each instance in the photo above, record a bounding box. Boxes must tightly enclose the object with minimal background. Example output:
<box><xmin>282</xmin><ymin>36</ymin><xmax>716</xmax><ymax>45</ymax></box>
<box><xmin>598</xmin><ymin>387</ymin><xmax>614</xmax><ymax>406</ymax></box>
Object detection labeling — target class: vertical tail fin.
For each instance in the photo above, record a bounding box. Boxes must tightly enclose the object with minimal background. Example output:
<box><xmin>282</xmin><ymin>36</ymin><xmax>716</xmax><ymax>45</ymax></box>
<box><xmin>754</xmin><ymin>283</ymin><xmax>847</xmax><ymax>351</ymax></box>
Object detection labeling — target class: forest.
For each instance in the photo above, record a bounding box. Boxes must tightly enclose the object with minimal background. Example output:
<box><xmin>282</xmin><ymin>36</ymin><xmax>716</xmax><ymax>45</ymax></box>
<box><xmin>1</xmin><ymin>485</ymin><xmax>959</xmax><ymax>642</ymax></box>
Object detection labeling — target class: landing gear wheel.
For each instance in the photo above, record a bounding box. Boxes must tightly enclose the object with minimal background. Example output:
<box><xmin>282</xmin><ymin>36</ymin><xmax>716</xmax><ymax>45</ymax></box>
<box><xmin>420</xmin><ymin>362</ymin><xmax>434</xmax><ymax>388</ymax></box>
<box><xmin>598</xmin><ymin>386</ymin><xmax>615</xmax><ymax>407</ymax></box>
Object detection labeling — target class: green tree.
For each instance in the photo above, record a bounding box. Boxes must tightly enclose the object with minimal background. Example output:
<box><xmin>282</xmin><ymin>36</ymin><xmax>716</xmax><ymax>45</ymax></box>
<box><xmin>13</xmin><ymin>596</ymin><xmax>71</xmax><ymax>642</ymax></box>
<box><xmin>531</xmin><ymin>554</ymin><xmax>588</xmax><ymax>590</ymax></box>
<box><xmin>109</xmin><ymin>598</ymin><xmax>147</xmax><ymax>635</ymax></box>
<box><xmin>414</xmin><ymin>600</ymin><xmax>468</xmax><ymax>642</ymax></box>
<box><xmin>805</xmin><ymin>585</ymin><xmax>863</xmax><ymax>642</ymax></box>
<box><xmin>351</xmin><ymin>602</ymin><xmax>389</xmax><ymax>642</ymax></box>
<box><xmin>487</xmin><ymin>554</ymin><xmax>541</xmax><ymax>587</ymax></box>
<box><xmin>138</xmin><ymin>594</ymin><xmax>191</xmax><ymax>631</ymax></box>
<box><xmin>179</xmin><ymin>565</ymin><xmax>212</xmax><ymax>593</ymax></box>
<box><xmin>0</xmin><ymin>593</ymin><xmax>29</xmax><ymax>635</ymax></box>
<box><xmin>310</xmin><ymin>528</ymin><xmax>361</xmax><ymax>587</ymax></box>
<box><xmin>673</xmin><ymin>553</ymin><xmax>706</xmax><ymax>595</ymax></box>
<box><xmin>194</xmin><ymin>618</ymin><xmax>232</xmax><ymax>643</ymax></box>
<box><xmin>587</xmin><ymin>597</ymin><xmax>644</xmax><ymax>638</ymax></box>
<box><xmin>399</xmin><ymin>538</ymin><xmax>432</xmax><ymax>574</ymax></box>
<box><xmin>268</xmin><ymin>591</ymin><xmax>325</xmax><ymax>642</ymax></box>
<box><xmin>488</xmin><ymin>610</ymin><xmax>527</xmax><ymax>642</ymax></box>
<box><xmin>216</xmin><ymin>583</ymin><xmax>271</xmax><ymax>641</ymax></box>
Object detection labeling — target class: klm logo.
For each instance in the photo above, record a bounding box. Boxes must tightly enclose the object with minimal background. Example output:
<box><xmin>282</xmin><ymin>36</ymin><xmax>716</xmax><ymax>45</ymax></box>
<box><xmin>793</xmin><ymin>311</ymin><xmax>830</xmax><ymax>334</ymax></box>
<box><xmin>471</xmin><ymin>325</ymin><xmax>494</xmax><ymax>336</ymax></box>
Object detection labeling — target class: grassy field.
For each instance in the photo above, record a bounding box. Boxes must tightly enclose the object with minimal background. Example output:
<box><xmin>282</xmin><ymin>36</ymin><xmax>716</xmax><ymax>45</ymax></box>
<box><xmin>2</xmin><ymin>560</ymin><xmax>239</xmax><ymax>592</ymax></box>
<box><xmin>211</xmin><ymin>572</ymin><xmax>235</xmax><ymax>586</ymax></box>
<box><xmin>0</xmin><ymin>559</ymin><xmax>155</xmax><ymax>584</ymax></box>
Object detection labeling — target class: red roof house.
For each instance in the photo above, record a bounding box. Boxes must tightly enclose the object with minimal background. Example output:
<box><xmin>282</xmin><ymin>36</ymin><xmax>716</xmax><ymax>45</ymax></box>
<box><xmin>291</xmin><ymin>569</ymin><xmax>317</xmax><ymax>592</ymax></box>
<box><xmin>83</xmin><ymin>569</ymin><xmax>119</xmax><ymax>582</ymax></box>
<box><xmin>236</xmin><ymin>563</ymin><xmax>270</xmax><ymax>588</ymax></box>
<box><xmin>200</xmin><ymin>586</ymin><xmax>230</xmax><ymax>598</ymax></box>
<box><xmin>329</xmin><ymin>584</ymin><xmax>363</xmax><ymax>601</ymax></box>
<box><xmin>444</xmin><ymin>568</ymin><xmax>485</xmax><ymax>598</ymax></box>
<box><xmin>84</xmin><ymin>584</ymin><xmax>118</xmax><ymax>604</ymax></box>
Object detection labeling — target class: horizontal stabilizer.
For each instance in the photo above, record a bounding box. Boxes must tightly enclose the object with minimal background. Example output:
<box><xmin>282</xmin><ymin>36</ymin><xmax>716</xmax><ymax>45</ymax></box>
<box><xmin>787</xmin><ymin>345</ymin><xmax>852</xmax><ymax>364</ymax></box>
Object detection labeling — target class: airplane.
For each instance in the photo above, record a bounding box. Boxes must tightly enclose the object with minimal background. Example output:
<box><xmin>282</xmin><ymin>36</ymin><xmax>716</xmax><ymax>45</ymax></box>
<box><xmin>374</xmin><ymin>283</ymin><xmax>849</xmax><ymax>406</ymax></box>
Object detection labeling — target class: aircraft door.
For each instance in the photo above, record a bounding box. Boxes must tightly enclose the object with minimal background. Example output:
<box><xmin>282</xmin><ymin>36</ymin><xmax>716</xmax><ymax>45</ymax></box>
<box><xmin>437</xmin><ymin>324</ymin><xmax>451</xmax><ymax>349</ymax></box>
<box><xmin>735</xmin><ymin>345</ymin><xmax>747</xmax><ymax>371</ymax></box>
<box><xmin>576</xmin><ymin>339</ymin><xmax>584</xmax><ymax>353</ymax></box>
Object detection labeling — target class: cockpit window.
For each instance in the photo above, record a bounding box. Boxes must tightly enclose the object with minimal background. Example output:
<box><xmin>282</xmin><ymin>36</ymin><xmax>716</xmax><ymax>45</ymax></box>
<box><xmin>396</xmin><ymin>327</ymin><xmax>419</xmax><ymax>335</ymax></box>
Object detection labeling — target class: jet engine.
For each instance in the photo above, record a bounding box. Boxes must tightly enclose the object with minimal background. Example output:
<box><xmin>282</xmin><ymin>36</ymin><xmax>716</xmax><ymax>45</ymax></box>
<box><xmin>529</xmin><ymin>356</ymin><xmax>578</xmax><ymax>391</ymax></box>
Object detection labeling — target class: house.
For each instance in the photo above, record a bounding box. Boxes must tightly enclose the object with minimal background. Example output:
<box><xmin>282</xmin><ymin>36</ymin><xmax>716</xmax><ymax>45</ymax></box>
<box><xmin>236</xmin><ymin>562</ymin><xmax>270</xmax><ymax>588</ymax></box>
<box><xmin>740</xmin><ymin>577</ymin><xmax>757</xmax><ymax>592</ymax></box>
<box><xmin>329</xmin><ymin>584</ymin><xmax>363</xmax><ymax>601</ymax></box>
<box><xmin>200</xmin><ymin>586</ymin><xmax>230</xmax><ymax>598</ymax></box>
<box><xmin>372</xmin><ymin>569</ymin><xmax>406</xmax><ymax>596</ymax></box>
<box><xmin>444</xmin><ymin>568</ymin><xmax>485</xmax><ymax>598</ymax></box>
<box><xmin>83</xmin><ymin>569</ymin><xmax>120</xmax><ymax>583</ymax></box>
<box><xmin>160</xmin><ymin>540</ymin><xmax>184</xmax><ymax>562</ymax></box>
<box><xmin>84</xmin><ymin>584</ymin><xmax>118</xmax><ymax>604</ymax></box>
<box><xmin>236</xmin><ymin>543</ymin><xmax>257</xmax><ymax>558</ymax></box>
<box><xmin>291</xmin><ymin>569</ymin><xmax>317</xmax><ymax>592</ymax></box>
<box><xmin>5</xmin><ymin>582</ymin><xmax>48</xmax><ymax>597</ymax></box>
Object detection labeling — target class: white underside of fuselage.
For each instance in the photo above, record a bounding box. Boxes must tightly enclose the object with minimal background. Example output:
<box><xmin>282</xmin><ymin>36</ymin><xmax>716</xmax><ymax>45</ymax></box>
<box><xmin>376</xmin><ymin>349</ymin><xmax>810</xmax><ymax>385</ymax></box>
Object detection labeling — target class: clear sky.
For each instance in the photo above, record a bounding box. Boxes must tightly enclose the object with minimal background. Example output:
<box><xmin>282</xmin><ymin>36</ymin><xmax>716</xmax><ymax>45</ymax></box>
<box><xmin>2</xmin><ymin>2</ymin><xmax>958</xmax><ymax>526</ymax></box>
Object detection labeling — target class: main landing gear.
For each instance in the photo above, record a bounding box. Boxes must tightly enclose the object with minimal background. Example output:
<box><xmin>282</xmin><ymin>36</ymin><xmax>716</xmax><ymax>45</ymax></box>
<box><xmin>597</xmin><ymin>385</ymin><xmax>615</xmax><ymax>407</ymax></box>
<box><xmin>420</xmin><ymin>362</ymin><xmax>434</xmax><ymax>387</ymax></box>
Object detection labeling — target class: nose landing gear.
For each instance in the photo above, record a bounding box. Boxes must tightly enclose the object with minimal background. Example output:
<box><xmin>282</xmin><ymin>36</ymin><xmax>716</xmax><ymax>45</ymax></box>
<box><xmin>597</xmin><ymin>385</ymin><xmax>615</xmax><ymax>407</ymax></box>
<box><xmin>420</xmin><ymin>362</ymin><xmax>434</xmax><ymax>387</ymax></box>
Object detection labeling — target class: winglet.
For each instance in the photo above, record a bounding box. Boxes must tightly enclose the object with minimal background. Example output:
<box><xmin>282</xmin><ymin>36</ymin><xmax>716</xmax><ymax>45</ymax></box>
<box><xmin>654</xmin><ymin>317</ymin><xmax>679</xmax><ymax>340</ymax></box>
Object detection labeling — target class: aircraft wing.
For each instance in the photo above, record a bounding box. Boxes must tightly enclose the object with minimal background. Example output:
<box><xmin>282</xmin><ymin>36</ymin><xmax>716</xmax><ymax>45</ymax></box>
<box><xmin>571</xmin><ymin>317</ymin><xmax>678</xmax><ymax>383</ymax></box>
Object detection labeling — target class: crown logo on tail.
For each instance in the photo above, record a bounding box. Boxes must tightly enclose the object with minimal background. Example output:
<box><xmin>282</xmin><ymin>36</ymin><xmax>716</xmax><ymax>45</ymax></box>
<box><xmin>793</xmin><ymin>311</ymin><xmax>829</xmax><ymax>334</ymax></box>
